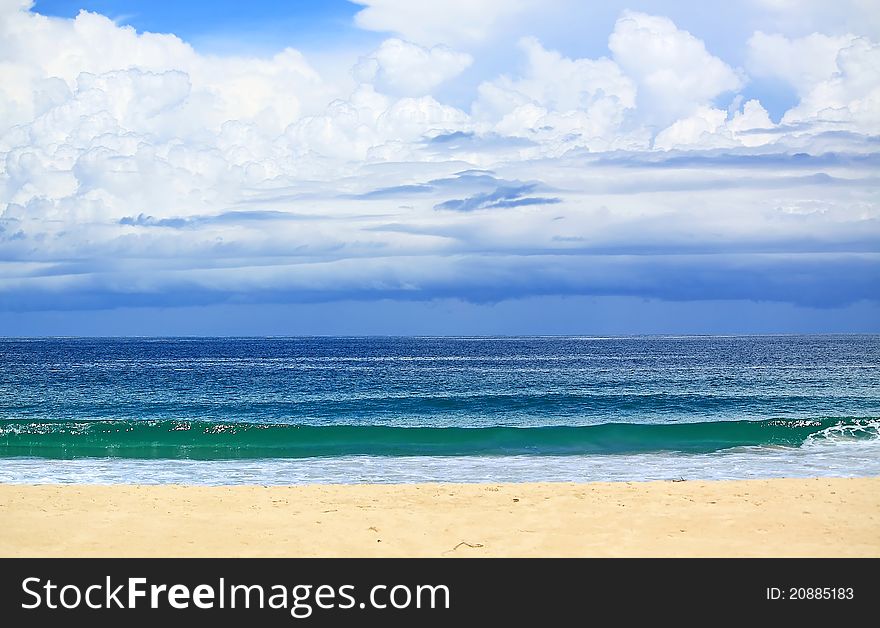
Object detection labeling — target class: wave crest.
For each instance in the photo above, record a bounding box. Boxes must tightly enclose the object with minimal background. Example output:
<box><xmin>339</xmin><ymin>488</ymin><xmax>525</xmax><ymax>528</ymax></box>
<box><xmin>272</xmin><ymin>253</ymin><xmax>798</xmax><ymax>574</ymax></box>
<box><xmin>1</xmin><ymin>417</ymin><xmax>877</xmax><ymax>460</ymax></box>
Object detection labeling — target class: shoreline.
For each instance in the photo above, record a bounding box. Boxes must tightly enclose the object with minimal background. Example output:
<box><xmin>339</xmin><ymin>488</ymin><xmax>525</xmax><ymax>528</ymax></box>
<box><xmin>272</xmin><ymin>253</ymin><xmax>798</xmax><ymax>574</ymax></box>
<box><xmin>1</xmin><ymin>477</ymin><xmax>878</xmax><ymax>557</ymax></box>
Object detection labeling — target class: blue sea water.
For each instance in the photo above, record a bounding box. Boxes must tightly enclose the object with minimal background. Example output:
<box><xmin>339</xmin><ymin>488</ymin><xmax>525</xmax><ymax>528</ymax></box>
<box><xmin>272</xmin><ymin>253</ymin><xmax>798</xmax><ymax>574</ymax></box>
<box><xmin>0</xmin><ymin>335</ymin><xmax>878</xmax><ymax>484</ymax></box>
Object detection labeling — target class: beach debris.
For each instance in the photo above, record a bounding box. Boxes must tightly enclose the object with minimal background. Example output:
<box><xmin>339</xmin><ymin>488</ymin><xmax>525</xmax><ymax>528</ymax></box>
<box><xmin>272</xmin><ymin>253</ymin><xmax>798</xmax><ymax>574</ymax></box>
<box><xmin>444</xmin><ymin>541</ymin><xmax>485</xmax><ymax>554</ymax></box>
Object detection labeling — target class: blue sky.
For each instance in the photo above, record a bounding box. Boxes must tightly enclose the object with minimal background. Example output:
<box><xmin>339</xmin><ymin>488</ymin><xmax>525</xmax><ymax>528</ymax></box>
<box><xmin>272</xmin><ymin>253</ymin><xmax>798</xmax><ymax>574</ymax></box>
<box><xmin>32</xmin><ymin>1</ymin><xmax>378</xmax><ymax>52</ymax></box>
<box><xmin>1</xmin><ymin>0</ymin><xmax>878</xmax><ymax>334</ymax></box>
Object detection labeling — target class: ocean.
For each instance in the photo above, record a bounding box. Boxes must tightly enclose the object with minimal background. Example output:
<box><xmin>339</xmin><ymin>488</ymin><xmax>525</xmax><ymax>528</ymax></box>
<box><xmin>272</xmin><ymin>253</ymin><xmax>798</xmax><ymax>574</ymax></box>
<box><xmin>0</xmin><ymin>335</ymin><xmax>878</xmax><ymax>484</ymax></box>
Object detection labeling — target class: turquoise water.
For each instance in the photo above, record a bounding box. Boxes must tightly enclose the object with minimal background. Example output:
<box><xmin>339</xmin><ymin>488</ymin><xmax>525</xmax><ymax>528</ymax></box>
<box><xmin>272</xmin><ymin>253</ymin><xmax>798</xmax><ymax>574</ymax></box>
<box><xmin>0</xmin><ymin>335</ymin><xmax>878</xmax><ymax>483</ymax></box>
<box><xmin>1</xmin><ymin>418</ymin><xmax>876</xmax><ymax>458</ymax></box>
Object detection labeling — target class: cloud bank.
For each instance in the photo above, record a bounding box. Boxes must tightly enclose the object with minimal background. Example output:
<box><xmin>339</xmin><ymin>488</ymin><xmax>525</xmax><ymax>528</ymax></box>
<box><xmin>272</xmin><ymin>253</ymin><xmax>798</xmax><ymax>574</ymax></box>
<box><xmin>0</xmin><ymin>0</ymin><xmax>878</xmax><ymax>319</ymax></box>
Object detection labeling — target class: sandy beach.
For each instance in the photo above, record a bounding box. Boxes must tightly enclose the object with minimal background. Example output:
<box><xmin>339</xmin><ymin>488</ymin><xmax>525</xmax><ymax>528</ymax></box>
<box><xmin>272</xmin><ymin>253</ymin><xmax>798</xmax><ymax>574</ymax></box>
<box><xmin>0</xmin><ymin>477</ymin><xmax>877</xmax><ymax>557</ymax></box>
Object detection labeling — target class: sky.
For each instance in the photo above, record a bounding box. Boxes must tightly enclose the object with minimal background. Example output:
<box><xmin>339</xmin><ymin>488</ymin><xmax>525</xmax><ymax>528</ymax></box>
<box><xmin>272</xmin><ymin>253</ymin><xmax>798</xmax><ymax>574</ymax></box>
<box><xmin>0</xmin><ymin>0</ymin><xmax>878</xmax><ymax>335</ymax></box>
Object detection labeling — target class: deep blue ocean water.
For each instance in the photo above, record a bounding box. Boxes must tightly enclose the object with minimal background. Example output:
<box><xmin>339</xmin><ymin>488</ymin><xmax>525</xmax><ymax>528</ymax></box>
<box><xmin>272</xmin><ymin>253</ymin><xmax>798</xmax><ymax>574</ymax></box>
<box><xmin>0</xmin><ymin>335</ymin><xmax>878</xmax><ymax>483</ymax></box>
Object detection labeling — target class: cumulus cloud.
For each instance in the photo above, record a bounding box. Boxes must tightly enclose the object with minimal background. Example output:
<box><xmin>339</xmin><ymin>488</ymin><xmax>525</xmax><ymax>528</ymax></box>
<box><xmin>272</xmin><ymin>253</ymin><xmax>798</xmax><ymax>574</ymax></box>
<box><xmin>749</xmin><ymin>33</ymin><xmax>880</xmax><ymax>134</ymax></box>
<box><xmin>473</xmin><ymin>37</ymin><xmax>638</xmax><ymax>152</ymax></box>
<box><xmin>0</xmin><ymin>2</ymin><xmax>878</xmax><ymax>314</ymax></box>
<box><xmin>747</xmin><ymin>31</ymin><xmax>857</xmax><ymax>94</ymax></box>
<box><xmin>284</xmin><ymin>86</ymin><xmax>471</xmax><ymax>164</ymax></box>
<box><xmin>750</xmin><ymin>0</ymin><xmax>880</xmax><ymax>39</ymax></box>
<box><xmin>609</xmin><ymin>11</ymin><xmax>744</xmax><ymax>128</ymax></box>
<box><xmin>351</xmin><ymin>0</ymin><xmax>538</xmax><ymax>45</ymax></box>
<box><xmin>353</xmin><ymin>38</ymin><xmax>473</xmax><ymax>96</ymax></box>
<box><xmin>471</xmin><ymin>14</ymin><xmax>752</xmax><ymax>152</ymax></box>
<box><xmin>653</xmin><ymin>100</ymin><xmax>776</xmax><ymax>150</ymax></box>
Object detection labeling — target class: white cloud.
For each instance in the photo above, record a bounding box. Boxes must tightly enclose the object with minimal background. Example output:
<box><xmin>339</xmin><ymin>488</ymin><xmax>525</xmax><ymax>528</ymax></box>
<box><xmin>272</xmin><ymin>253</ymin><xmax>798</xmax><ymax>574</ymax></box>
<box><xmin>1</xmin><ymin>3</ymin><xmax>878</xmax><ymax>311</ymax></box>
<box><xmin>472</xmin><ymin>16</ymin><xmax>747</xmax><ymax>151</ymax></box>
<box><xmin>285</xmin><ymin>86</ymin><xmax>470</xmax><ymax>163</ymax></box>
<box><xmin>473</xmin><ymin>37</ymin><xmax>639</xmax><ymax>152</ymax></box>
<box><xmin>609</xmin><ymin>11</ymin><xmax>744</xmax><ymax>128</ymax></box>
<box><xmin>376</xmin><ymin>95</ymin><xmax>471</xmax><ymax>141</ymax></box>
<box><xmin>747</xmin><ymin>31</ymin><xmax>856</xmax><ymax>95</ymax></box>
<box><xmin>480</xmin><ymin>36</ymin><xmax>635</xmax><ymax>114</ymax></box>
<box><xmin>750</xmin><ymin>0</ymin><xmax>880</xmax><ymax>39</ymax></box>
<box><xmin>351</xmin><ymin>0</ymin><xmax>538</xmax><ymax>46</ymax></box>
<box><xmin>0</xmin><ymin>6</ymin><xmax>330</xmax><ymax>135</ymax></box>
<box><xmin>653</xmin><ymin>107</ymin><xmax>729</xmax><ymax>150</ymax></box>
<box><xmin>727</xmin><ymin>99</ymin><xmax>776</xmax><ymax>140</ymax></box>
<box><xmin>353</xmin><ymin>38</ymin><xmax>472</xmax><ymax>96</ymax></box>
<box><xmin>748</xmin><ymin>30</ymin><xmax>880</xmax><ymax>133</ymax></box>
<box><xmin>653</xmin><ymin>100</ymin><xmax>775</xmax><ymax>150</ymax></box>
<box><xmin>786</xmin><ymin>38</ymin><xmax>880</xmax><ymax>132</ymax></box>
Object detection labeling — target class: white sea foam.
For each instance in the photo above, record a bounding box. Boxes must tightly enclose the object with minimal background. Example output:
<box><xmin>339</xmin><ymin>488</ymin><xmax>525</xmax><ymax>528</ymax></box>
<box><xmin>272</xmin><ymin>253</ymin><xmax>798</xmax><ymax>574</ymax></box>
<box><xmin>1</xmin><ymin>434</ymin><xmax>878</xmax><ymax>485</ymax></box>
<box><xmin>803</xmin><ymin>418</ymin><xmax>880</xmax><ymax>445</ymax></box>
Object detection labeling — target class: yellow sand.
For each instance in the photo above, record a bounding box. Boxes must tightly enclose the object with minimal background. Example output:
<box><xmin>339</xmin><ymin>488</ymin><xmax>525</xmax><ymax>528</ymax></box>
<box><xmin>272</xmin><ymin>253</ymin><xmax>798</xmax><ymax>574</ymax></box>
<box><xmin>1</xmin><ymin>478</ymin><xmax>877</xmax><ymax>557</ymax></box>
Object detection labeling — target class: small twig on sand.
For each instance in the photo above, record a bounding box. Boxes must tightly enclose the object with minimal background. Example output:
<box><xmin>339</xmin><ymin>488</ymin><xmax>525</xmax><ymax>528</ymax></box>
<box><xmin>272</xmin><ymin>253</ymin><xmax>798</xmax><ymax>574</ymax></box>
<box><xmin>444</xmin><ymin>541</ymin><xmax>485</xmax><ymax>554</ymax></box>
